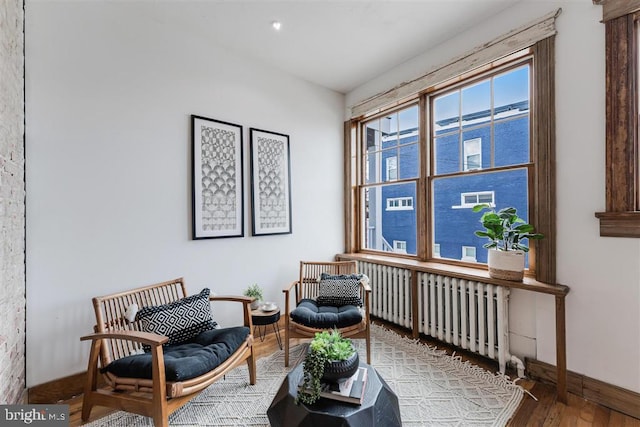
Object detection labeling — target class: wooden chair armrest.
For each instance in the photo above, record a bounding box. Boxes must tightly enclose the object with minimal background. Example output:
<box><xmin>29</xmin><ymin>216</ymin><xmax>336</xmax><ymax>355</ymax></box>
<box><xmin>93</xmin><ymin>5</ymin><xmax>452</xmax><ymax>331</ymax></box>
<box><xmin>80</xmin><ymin>330</ymin><xmax>169</xmax><ymax>347</ymax></box>
<box><xmin>360</xmin><ymin>280</ymin><xmax>372</xmax><ymax>292</ymax></box>
<box><xmin>209</xmin><ymin>295</ymin><xmax>254</xmax><ymax>330</ymax></box>
<box><xmin>282</xmin><ymin>280</ymin><xmax>299</xmax><ymax>293</ymax></box>
<box><xmin>210</xmin><ymin>295</ymin><xmax>253</xmax><ymax>304</ymax></box>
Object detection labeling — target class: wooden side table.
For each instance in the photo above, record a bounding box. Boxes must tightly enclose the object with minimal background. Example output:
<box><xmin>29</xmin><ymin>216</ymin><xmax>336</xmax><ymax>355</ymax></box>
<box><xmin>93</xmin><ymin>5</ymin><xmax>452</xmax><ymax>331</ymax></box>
<box><xmin>251</xmin><ymin>307</ymin><xmax>282</xmax><ymax>349</ymax></box>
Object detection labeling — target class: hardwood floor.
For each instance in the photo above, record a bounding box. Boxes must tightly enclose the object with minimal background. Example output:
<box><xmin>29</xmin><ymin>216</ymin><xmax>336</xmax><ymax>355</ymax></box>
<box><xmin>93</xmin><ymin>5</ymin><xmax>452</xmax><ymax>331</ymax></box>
<box><xmin>66</xmin><ymin>320</ymin><xmax>640</xmax><ymax>427</ymax></box>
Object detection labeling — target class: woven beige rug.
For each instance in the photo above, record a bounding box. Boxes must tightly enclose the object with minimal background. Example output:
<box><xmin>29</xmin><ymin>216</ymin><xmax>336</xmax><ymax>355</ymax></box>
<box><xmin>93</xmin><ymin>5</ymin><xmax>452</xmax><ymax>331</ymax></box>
<box><xmin>86</xmin><ymin>324</ymin><xmax>523</xmax><ymax>426</ymax></box>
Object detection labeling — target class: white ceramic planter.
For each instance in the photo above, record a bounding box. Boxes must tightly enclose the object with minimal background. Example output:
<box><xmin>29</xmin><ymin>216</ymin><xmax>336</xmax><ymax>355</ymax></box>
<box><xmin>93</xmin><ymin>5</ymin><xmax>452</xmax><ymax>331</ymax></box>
<box><xmin>487</xmin><ymin>249</ymin><xmax>525</xmax><ymax>281</ymax></box>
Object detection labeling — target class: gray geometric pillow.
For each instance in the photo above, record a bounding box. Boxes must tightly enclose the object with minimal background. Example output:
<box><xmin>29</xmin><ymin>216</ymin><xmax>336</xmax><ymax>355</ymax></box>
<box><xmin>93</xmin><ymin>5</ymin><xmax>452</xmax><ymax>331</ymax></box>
<box><xmin>316</xmin><ymin>273</ymin><xmax>364</xmax><ymax>307</ymax></box>
<box><xmin>136</xmin><ymin>288</ymin><xmax>218</xmax><ymax>347</ymax></box>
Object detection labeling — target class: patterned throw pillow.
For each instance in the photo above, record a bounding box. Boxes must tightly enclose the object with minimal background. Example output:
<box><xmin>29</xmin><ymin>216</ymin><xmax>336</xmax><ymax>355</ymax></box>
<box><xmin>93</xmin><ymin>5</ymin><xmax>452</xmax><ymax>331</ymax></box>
<box><xmin>136</xmin><ymin>288</ymin><xmax>218</xmax><ymax>347</ymax></box>
<box><xmin>316</xmin><ymin>273</ymin><xmax>364</xmax><ymax>307</ymax></box>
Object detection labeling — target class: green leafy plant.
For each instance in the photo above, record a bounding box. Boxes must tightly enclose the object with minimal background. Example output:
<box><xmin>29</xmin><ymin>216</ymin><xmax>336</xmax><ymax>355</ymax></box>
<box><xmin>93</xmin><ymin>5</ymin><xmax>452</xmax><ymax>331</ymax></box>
<box><xmin>472</xmin><ymin>204</ymin><xmax>543</xmax><ymax>252</ymax></box>
<box><xmin>243</xmin><ymin>284</ymin><xmax>263</xmax><ymax>301</ymax></box>
<box><xmin>296</xmin><ymin>329</ymin><xmax>355</xmax><ymax>405</ymax></box>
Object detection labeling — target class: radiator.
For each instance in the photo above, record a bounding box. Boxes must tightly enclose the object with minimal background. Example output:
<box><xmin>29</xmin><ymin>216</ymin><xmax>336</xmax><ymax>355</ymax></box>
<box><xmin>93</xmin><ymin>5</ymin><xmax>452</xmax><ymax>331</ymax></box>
<box><xmin>358</xmin><ymin>261</ymin><xmax>519</xmax><ymax>374</ymax></box>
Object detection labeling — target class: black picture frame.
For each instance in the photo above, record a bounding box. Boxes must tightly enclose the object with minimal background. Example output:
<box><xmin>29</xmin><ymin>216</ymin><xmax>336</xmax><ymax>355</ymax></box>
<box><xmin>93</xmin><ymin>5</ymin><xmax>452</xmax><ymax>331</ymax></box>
<box><xmin>191</xmin><ymin>115</ymin><xmax>244</xmax><ymax>239</ymax></box>
<box><xmin>249</xmin><ymin>128</ymin><xmax>292</xmax><ymax>236</ymax></box>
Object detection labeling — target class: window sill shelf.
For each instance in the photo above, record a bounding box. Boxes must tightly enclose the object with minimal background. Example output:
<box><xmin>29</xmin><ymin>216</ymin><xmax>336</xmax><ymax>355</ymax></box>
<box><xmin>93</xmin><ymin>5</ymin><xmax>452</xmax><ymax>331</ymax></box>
<box><xmin>336</xmin><ymin>252</ymin><xmax>569</xmax><ymax>296</ymax></box>
<box><xmin>595</xmin><ymin>211</ymin><xmax>640</xmax><ymax>237</ymax></box>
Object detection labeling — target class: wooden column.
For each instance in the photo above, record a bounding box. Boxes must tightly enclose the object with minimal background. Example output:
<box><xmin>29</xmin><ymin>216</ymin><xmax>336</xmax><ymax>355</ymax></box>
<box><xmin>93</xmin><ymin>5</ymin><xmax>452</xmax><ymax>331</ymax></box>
<box><xmin>555</xmin><ymin>294</ymin><xmax>567</xmax><ymax>403</ymax></box>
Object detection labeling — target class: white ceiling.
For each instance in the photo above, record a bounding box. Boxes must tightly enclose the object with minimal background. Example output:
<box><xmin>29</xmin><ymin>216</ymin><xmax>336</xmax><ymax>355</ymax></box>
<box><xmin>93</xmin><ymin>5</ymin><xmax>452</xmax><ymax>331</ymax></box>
<box><xmin>144</xmin><ymin>0</ymin><xmax>522</xmax><ymax>94</ymax></box>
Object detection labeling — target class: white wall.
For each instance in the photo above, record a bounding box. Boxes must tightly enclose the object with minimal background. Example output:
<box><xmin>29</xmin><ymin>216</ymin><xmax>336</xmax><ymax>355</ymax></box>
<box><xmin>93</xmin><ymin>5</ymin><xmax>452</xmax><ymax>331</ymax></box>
<box><xmin>25</xmin><ymin>2</ymin><xmax>345</xmax><ymax>387</ymax></box>
<box><xmin>347</xmin><ymin>1</ymin><xmax>640</xmax><ymax>393</ymax></box>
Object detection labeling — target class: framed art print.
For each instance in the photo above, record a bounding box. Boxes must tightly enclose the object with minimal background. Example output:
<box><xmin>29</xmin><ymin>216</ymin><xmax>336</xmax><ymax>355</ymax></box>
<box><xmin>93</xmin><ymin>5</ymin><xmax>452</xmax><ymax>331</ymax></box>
<box><xmin>249</xmin><ymin>128</ymin><xmax>292</xmax><ymax>236</ymax></box>
<box><xmin>192</xmin><ymin>115</ymin><xmax>244</xmax><ymax>239</ymax></box>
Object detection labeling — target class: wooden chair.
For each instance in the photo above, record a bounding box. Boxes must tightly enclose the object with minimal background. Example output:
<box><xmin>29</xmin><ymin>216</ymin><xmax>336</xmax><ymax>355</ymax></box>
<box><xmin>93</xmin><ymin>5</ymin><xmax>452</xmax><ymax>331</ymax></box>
<box><xmin>80</xmin><ymin>278</ymin><xmax>256</xmax><ymax>427</ymax></box>
<box><xmin>283</xmin><ymin>260</ymin><xmax>371</xmax><ymax>366</ymax></box>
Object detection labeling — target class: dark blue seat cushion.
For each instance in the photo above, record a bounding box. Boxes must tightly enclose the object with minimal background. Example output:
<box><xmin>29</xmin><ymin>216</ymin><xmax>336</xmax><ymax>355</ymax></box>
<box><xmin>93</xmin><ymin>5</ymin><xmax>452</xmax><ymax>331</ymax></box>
<box><xmin>290</xmin><ymin>299</ymin><xmax>363</xmax><ymax>329</ymax></box>
<box><xmin>103</xmin><ymin>326</ymin><xmax>250</xmax><ymax>382</ymax></box>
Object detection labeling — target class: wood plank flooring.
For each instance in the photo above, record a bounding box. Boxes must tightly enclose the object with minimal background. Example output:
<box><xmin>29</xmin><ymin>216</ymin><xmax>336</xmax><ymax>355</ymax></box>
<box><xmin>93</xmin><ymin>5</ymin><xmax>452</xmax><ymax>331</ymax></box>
<box><xmin>66</xmin><ymin>320</ymin><xmax>640</xmax><ymax>426</ymax></box>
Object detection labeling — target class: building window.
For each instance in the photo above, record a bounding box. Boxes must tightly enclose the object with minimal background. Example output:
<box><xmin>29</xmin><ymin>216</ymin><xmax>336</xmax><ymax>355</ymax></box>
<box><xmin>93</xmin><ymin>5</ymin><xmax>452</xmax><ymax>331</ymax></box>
<box><xmin>594</xmin><ymin>4</ymin><xmax>640</xmax><ymax>237</ymax></box>
<box><xmin>454</xmin><ymin>191</ymin><xmax>495</xmax><ymax>209</ymax></box>
<box><xmin>461</xmin><ymin>246</ymin><xmax>477</xmax><ymax>262</ymax></box>
<box><xmin>386</xmin><ymin>156</ymin><xmax>398</xmax><ymax>181</ymax></box>
<box><xmin>393</xmin><ymin>240</ymin><xmax>407</xmax><ymax>254</ymax></box>
<box><xmin>387</xmin><ymin>197</ymin><xmax>414</xmax><ymax>211</ymax></box>
<box><xmin>433</xmin><ymin>243</ymin><xmax>441</xmax><ymax>257</ymax></box>
<box><xmin>463</xmin><ymin>138</ymin><xmax>482</xmax><ymax>171</ymax></box>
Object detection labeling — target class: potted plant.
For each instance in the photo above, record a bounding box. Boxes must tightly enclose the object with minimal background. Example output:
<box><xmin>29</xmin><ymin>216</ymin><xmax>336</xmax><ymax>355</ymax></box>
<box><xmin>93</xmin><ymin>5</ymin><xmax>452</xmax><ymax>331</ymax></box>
<box><xmin>473</xmin><ymin>204</ymin><xmax>544</xmax><ymax>281</ymax></box>
<box><xmin>243</xmin><ymin>284</ymin><xmax>263</xmax><ymax>310</ymax></box>
<box><xmin>296</xmin><ymin>329</ymin><xmax>358</xmax><ymax>405</ymax></box>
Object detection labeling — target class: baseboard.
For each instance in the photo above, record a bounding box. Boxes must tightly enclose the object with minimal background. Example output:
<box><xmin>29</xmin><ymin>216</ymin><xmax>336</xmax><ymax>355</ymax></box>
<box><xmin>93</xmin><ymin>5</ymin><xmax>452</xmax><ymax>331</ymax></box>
<box><xmin>28</xmin><ymin>371</ymin><xmax>105</xmax><ymax>404</ymax></box>
<box><xmin>19</xmin><ymin>388</ymin><xmax>28</xmax><ymax>404</ymax></box>
<box><xmin>526</xmin><ymin>358</ymin><xmax>640</xmax><ymax>419</ymax></box>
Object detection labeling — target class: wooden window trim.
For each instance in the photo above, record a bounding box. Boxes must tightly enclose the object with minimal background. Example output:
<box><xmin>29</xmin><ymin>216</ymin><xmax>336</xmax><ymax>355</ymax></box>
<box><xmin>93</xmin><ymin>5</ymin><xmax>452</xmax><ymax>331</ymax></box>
<box><xmin>595</xmin><ymin>0</ymin><xmax>640</xmax><ymax>23</ymax></box>
<box><xmin>594</xmin><ymin>9</ymin><xmax>640</xmax><ymax>237</ymax></box>
<box><xmin>345</xmin><ymin>37</ymin><xmax>557</xmax><ymax>284</ymax></box>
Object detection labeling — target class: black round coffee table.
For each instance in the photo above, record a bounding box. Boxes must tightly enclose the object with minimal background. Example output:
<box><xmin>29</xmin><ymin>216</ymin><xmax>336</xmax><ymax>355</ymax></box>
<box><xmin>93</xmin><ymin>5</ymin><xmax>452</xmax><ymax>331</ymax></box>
<box><xmin>267</xmin><ymin>361</ymin><xmax>401</xmax><ymax>427</ymax></box>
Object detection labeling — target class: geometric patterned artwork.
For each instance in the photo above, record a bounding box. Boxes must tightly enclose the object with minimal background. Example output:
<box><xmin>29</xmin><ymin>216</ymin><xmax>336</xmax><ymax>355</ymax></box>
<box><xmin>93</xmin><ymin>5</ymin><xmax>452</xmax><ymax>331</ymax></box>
<box><xmin>192</xmin><ymin>115</ymin><xmax>244</xmax><ymax>239</ymax></box>
<box><xmin>200</xmin><ymin>126</ymin><xmax>237</xmax><ymax>231</ymax></box>
<box><xmin>250</xmin><ymin>128</ymin><xmax>292</xmax><ymax>236</ymax></box>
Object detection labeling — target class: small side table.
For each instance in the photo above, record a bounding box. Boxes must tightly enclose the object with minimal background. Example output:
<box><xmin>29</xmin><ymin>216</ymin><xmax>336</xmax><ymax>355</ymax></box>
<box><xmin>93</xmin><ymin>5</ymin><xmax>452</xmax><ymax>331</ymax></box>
<box><xmin>251</xmin><ymin>307</ymin><xmax>282</xmax><ymax>349</ymax></box>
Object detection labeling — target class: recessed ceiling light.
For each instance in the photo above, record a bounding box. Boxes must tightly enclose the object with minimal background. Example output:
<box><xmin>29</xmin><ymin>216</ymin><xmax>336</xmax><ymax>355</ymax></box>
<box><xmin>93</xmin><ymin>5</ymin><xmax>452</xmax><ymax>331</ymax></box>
<box><xmin>272</xmin><ymin>21</ymin><xmax>282</xmax><ymax>31</ymax></box>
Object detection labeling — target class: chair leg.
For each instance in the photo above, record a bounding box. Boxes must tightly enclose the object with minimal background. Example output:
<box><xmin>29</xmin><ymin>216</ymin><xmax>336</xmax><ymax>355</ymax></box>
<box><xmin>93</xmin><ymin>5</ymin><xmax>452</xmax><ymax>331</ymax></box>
<box><xmin>151</xmin><ymin>404</ymin><xmax>169</xmax><ymax>427</ymax></box>
<box><xmin>284</xmin><ymin>330</ymin><xmax>290</xmax><ymax>367</ymax></box>
<box><xmin>82</xmin><ymin>339</ymin><xmax>102</xmax><ymax>421</ymax></box>
<box><xmin>150</xmin><ymin>346</ymin><xmax>168</xmax><ymax>427</ymax></box>
<box><xmin>247</xmin><ymin>348</ymin><xmax>257</xmax><ymax>385</ymax></box>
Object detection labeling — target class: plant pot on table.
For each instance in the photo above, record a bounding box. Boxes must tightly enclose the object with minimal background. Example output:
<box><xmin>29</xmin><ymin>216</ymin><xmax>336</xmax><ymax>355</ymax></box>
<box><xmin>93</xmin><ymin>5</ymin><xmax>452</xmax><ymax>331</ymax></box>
<box><xmin>321</xmin><ymin>351</ymin><xmax>359</xmax><ymax>383</ymax></box>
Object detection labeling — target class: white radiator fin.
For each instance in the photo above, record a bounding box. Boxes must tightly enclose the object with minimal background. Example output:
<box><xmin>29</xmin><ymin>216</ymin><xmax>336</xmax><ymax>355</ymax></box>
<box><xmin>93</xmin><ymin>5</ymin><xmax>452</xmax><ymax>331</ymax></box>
<box><xmin>359</xmin><ymin>262</ymin><xmax>412</xmax><ymax>328</ymax></box>
<box><xmin>358</xmin><ymin>261</ymin><xmax>512</xmax><ymax>373</ymax></box>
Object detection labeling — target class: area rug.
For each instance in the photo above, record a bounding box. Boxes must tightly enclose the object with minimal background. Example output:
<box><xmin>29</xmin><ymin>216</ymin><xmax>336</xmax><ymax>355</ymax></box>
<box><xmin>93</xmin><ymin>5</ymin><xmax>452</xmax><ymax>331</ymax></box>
<box><xmin>86</xmin><ymin>324</ymin><xmax>523</xmax><ymax>427</ymax></box>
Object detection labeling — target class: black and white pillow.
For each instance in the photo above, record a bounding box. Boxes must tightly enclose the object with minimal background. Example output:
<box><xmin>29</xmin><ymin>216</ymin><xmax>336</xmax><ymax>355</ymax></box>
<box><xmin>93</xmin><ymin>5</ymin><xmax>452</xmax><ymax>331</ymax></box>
<box><xmin>316</xmin><ymin>273</ymin><xmax>365</xmax><ymax>307</ymax></box>
<box><xmin>136</xmin><ymin>288</ymin><xmax>218</xmax><ymax>346</ymax></box>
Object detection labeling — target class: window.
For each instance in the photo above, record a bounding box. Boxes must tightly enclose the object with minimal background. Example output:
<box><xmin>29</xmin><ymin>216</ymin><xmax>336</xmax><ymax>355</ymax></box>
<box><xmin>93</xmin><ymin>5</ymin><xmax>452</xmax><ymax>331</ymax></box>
<box><xmin>361</xmin><ymin>105</ymin><xmax>419</xmax><ymax>255</ymax></box>
<box><xmin>461</xmin><ymin>246</ymin><xmax>477</xmax><ymax>262</ymax></box>
<box><xmin>347</xmin><ymin>34</ymin><xmax>556</xmax><ymax>281</ymax></box>
<box><xmin>433</xmin><ymin>63</ymin><xmax>532</xmax><ymax>265</ymax></box>
<box><xmin>387</xmin><ymin>197</ymin><xmax>414</xmax><ymax>210</ymax></box>
<box><xmin>463</xmin><ymin>138</ymin><xmax>482</xmax><ymax>171</ymax></box>
<box><xmin>393</xmin><ymin>240</ymin><xmax>407</xmax><ymax>254</ymax></box>
<box><xmin>386</xmin><ymin>156</ymin><xmax>398</xmax><ymax>181</ymax></box>
<box><xmin>454</xmin><ymin>191</ymin><xmax>495</xmax><ymax>209</ymax></box>
<box><xmin>594</xmin><ymin>3</ymin><xmax>640</xmax><ymax>237</ymax></box>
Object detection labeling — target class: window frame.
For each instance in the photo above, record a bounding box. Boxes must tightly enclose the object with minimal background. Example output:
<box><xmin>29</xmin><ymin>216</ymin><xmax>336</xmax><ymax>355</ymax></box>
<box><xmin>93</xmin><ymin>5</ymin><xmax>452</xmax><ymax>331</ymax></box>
<box><xmin>454</xmin><ymin>191</ymin><xmax>495</xmax><ymax>209</ymax></box>
<box><xmin>463</xmin><ymin>137</ymin><xmax>482</xmax><ymax>171</ymax></box>
<box><xmin>386</xmin><ymin>196</ymin><xmax>414</xmax><ymax>211</ymax></box>
<box><xmin>594</xmin><ymin>4</ymin><xmax>640</xmax><ymax>237</ymax></box>
<box><xmin>461</xmin><ymin>246</ymin><xmax>477</xmax><ymax>262</ymax></box>
<box><xmin>344</xmin><ymin>37</ymin><xmax>557</xmax><ymax>283</ymax></box>
<box><xmin>386</xmin><ymin>156</ymin><xmax>398</xmax><ymax>181</ymax></box>
<box><xmin>393</xmin><ymin>240</ymin><xmax>407</xmax><ymax>253</ymax></box>
<box><xmin>428</xmin><ymin>58</ymin><xmax>534</xmax><ymax>268</ymax></box>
